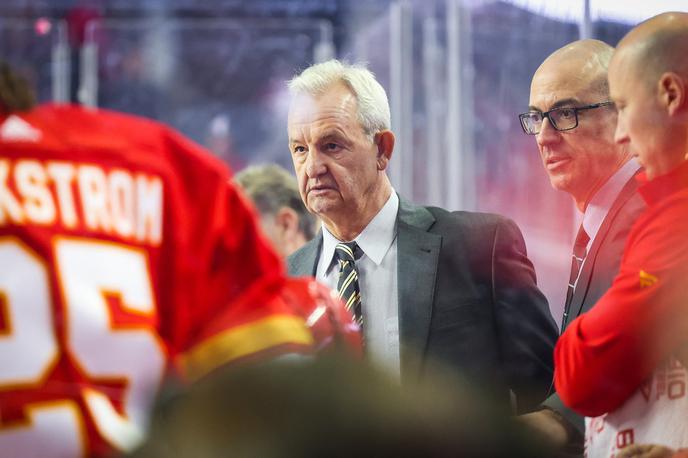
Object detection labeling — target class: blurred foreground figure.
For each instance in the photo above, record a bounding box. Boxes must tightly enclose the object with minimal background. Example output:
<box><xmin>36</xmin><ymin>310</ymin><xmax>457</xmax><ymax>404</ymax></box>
<box><xmin>555</xmin><ymin>12</ymin><xmax>688</xmax><ymax>456</ymax></box>
<box><xmin>518</xmin><ymin>40</ymin><xmax>644</xmax><ymax>454</ymax></box>
<box><xmin>0</xmin><ymin>62</ymin><xmax>358</xmax><ymax>457</ymax></box>
<box><xmin>286</xmin><ymin>59</ymin><xmax>558</xmax><ymax>413</ymax></box>
<box><xmin>131</xmin><ymin>354</ymin><xmax>552</xmax><ymax>458</ymax></box>
<box><xmin>235</xmin><ymin>163</ymin><xmax>317</xmax><ymax>257</ymax></box>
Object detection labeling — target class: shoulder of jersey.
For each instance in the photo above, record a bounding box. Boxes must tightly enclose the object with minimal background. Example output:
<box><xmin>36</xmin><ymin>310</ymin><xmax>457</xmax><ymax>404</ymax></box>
<box><xmin>0</xmin><ymin>104</ymin><xmax>170</xmax><ymax>151</ymax></box>
<box><xmin>1</xmin><ymin>104</ymin><xmax>230</xmax><ymax>177</ymax></box>
<box><xmin>36</xmin><ymin>104</ymin><xmax>167</xmax><ymax>150</ymax></box>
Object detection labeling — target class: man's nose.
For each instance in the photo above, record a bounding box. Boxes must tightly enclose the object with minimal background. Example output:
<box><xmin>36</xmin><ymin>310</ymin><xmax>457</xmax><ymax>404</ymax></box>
<box><xmin>304</xmin><ymin>148</ymin><xmax>327</xmax><ymax>178</ymax></box>
<box><xmin>614</xmin><ymin>119</ymin><xmax>630</xmax><ymax>145</ymax></box>
<box><xmin>536</xmin><ymin>117</ymin><xmax>561</xmax><ymax>147</ymax></box>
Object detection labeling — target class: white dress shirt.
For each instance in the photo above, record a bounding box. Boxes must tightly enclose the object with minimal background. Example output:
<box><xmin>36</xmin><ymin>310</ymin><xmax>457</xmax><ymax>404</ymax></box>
<box><xmin>582</xmin><ymin>158</ymin><xmax>641</xmax><ymax>249</ymax></box>
<box><xmin>316</xmin><ymin>191</ymin><xmax>400</xmax><ymax>379</ymax></box>
<box><xmin>577</xmin><ymin>158</ymin><xmax>641</xmax><ymax>281</ymax></box>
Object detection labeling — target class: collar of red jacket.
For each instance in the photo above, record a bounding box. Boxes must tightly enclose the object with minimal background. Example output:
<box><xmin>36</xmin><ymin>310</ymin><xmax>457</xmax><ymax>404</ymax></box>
<box><xmin>637</xmin><ymin>159</ymin><xmax>688</xmax><ymax>206</ymax></box>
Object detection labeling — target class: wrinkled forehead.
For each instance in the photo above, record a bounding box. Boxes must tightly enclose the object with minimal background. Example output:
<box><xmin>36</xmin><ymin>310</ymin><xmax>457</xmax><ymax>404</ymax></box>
<box><xmin>529</xmin><ymin>59</ymin><xmax>603</xmax><ymax>109</ymax></box>
<box><xmin>287</xmin><ymin>84</ymin><xmax>358</xmax><ymax>126</ymax></box>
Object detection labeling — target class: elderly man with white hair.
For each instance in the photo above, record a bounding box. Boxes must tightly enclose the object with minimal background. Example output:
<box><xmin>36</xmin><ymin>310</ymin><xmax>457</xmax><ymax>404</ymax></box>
<box><xmin>286</xmin><ymin>59</ymin><xmax>558</xmax><ymax>414</ymax></box>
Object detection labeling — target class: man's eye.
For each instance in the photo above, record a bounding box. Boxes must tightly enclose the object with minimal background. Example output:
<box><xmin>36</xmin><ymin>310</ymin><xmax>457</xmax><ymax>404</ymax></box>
<box><xmin>559</xmin><ymin>108</ymin><xmax>575</xmax><ymax>119</ymax></box>
<box><xmin>292</xmin><ymin>145</ymin><xmax>306</xmax><ymax>154</ymax></box>
<box><xmin>325</xmin><ymin>143</ymin><xmax>340</xmax><ymax>151</ymax></box>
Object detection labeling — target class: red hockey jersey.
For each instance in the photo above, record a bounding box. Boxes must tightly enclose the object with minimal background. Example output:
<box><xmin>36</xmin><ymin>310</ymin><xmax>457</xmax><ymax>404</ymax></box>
<box><xmin>0</xmin><ymin>104</ymin><xmax>313</xmax><ymax>457</ymax></box>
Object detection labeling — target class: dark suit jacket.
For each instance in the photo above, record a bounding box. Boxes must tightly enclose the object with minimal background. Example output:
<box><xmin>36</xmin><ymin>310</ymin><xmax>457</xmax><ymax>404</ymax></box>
<box><xmin>543</xmin><ymin>173</ymin><xmax>646</xmax><ymax>440</ymax></box>
<box><xmin>288</xmin><ymin>197</ymin><xmax>558</xmax><ymax>413</ymax></box>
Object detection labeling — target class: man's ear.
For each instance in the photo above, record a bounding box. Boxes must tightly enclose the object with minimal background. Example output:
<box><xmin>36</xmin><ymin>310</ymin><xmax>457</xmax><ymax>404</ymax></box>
<box><xmin>375</xmin><ymin>130</ymin><xmax>395</xmax><ymax>171</ymax></box>
<box><xmin>275</xmin><ymin>207</ymin><xmax>300</xmax><ymax>237</ymax></box>
<box><xmin>659</xmin><ymin>72</ymin><xmax>687</xmax><ymax>116</ymax></box>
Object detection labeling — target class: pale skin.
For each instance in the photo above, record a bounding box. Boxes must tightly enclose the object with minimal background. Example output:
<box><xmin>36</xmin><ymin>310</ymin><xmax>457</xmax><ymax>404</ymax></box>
<box><xmin>616</xmin><ymin>444</ymin><xmax>674</xmax><ymax>458</ymax></box>
<box><xmin>288</xmin><ymin>82</ymin><xmax>395</xmax><ymax>242</ymax></box>
<box><xmin>610</xmin><ymin>12</ymin><xmax>688</xmax><ymax>181</ymax></box>
<box><xmin>259</xmin><ymin>207</ymin><xmax>310</xmax><ymax>258</ymax></box>
<box><xmin>528</xmin><ymin>39</ymin><xmax>632</xmax><ymax>212</ymax></box>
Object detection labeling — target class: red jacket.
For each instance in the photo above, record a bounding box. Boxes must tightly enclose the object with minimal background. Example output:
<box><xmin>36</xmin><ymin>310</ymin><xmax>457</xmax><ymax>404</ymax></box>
<box><xmin>555</xmin><ymin>160</ymin><xmax>688</xmax><ymax>417</ymax></box>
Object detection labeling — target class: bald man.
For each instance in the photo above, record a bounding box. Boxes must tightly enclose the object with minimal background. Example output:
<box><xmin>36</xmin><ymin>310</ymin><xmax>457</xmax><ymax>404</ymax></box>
<box><xmin>555</xmin><ymin>12</ymin><xmax>688</xmax><ymax>456</ymax></box>
<box><xmin>518</xmin><ymin>39</ymin><xmax>644</xmax><ymax>455</ymax></box>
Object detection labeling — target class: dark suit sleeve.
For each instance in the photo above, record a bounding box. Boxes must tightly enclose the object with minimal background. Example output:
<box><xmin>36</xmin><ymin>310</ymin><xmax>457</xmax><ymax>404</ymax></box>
<box><xmin>491</xmin><ymin>218</ymin><xmax>558</xmax><ymax>414</ymax></box>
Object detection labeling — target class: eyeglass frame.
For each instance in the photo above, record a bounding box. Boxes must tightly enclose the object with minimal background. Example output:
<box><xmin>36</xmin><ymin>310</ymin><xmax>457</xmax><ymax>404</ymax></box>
<box><xmin>518</xmin><ymin>101</ymin><xmax>615</xmax><ymax>135</ymax></box>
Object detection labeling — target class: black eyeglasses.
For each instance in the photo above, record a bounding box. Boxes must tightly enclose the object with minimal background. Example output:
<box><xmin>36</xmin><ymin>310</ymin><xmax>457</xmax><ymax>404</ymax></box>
<box><xmin>518</xmin><ymin>101</ymin><xmax>614</xmax><ymax>135</ymax></box>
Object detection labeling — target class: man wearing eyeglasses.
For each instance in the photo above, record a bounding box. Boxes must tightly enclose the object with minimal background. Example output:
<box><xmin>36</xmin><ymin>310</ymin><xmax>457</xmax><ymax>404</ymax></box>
<box><xmin>517</xmin><ymin>39</ymin><xmax>645</xmax><ymax>455</ymax></box>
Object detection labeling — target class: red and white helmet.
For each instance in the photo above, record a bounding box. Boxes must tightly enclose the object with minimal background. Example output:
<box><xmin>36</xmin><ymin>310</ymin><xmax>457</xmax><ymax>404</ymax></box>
<box><xmin>280</xmin><ymin>277</ymin><xmax>363</xmax><ymax>358</ymax></box>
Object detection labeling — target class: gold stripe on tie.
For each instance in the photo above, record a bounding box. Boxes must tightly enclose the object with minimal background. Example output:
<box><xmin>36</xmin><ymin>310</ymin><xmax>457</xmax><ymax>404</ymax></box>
<box><xmin>335</xmin><ymin>242</ymin><xmax>363</xmax><ymax>325</ymax></box>
<box><xmin>338</xmin><ymin>269</ymin><xmax>358</xmax><ymax>298</ymax></box>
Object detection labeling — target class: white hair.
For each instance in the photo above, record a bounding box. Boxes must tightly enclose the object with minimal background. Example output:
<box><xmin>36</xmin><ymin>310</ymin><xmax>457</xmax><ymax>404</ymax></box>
<box><xmin>288</xmin><ymin>59</ymin><xmax>391</xmax><ymax>138</ymax></box>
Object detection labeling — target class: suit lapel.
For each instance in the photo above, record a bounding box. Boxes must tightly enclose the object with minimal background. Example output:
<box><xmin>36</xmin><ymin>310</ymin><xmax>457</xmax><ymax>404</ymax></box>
<box><xmin>396</xmin><ymin>197</ymin><xmax>441</xmax><ymax>382</ymax></box>
<box><xmin>567</xmin><ymin>175</ymin><xmax>640</xmax><ymax>326</ymax></box>
<box><xmin>286</xmin><ymin>234</ymin><xmax>322</xmax><ymax>277</ymax></box>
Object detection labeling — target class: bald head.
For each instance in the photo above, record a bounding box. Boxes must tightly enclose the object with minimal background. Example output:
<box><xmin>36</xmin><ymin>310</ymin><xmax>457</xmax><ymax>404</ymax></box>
<box><xmin>533</xmin><ymin>39</ymin><xmax>614</xmax><ymax>102</ymax></box>
<box><xmin>609</xmin><ymin>12</ymin><xmax>688</xmax><ymax>180</ymax></box>
<box><xmin>614</xmin><ymin>12</ymin><xmax>688</xmax><ymax>89</ymax></box>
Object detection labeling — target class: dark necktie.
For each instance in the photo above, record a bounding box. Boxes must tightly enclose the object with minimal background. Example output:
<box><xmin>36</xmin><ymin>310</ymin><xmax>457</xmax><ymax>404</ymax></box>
<box><xmin>335</xmin><ymin>241</ymin><xmax>363</xmax><ymax>326</ymax></box>
<box><xmin>561</xmin><ymin>225</ymin><xmax>590</xmax><ymax>333</ymax></box>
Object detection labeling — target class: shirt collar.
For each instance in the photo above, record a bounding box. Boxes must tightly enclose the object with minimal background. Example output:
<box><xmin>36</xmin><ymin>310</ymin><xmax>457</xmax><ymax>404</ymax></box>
<box><xmin>582</xmin><ymin>158</ymin><xmax>641</xmax><ymax>241</ymax></box>
<box><xmin>321</xmin><ymin>191</ymin><xmax>399</xmax><ymax>272</ymax></box>
<box><xmin>638</xmin><ymin>159</ymin><xmax>688</xmax><ymax>206</ymax></box>
<box><xmin>354</xmin><ymin>191</ymin><xmax>399</xmax><ymax>265</ymax></box>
